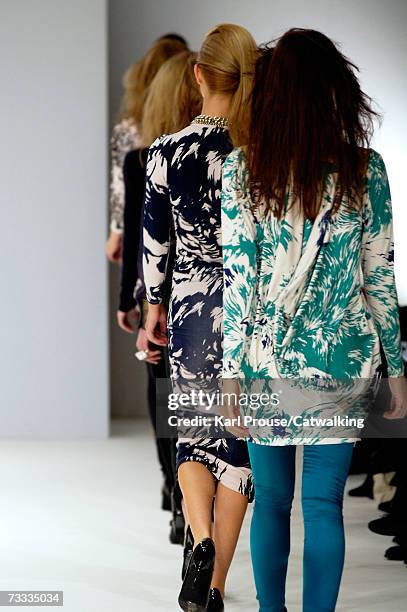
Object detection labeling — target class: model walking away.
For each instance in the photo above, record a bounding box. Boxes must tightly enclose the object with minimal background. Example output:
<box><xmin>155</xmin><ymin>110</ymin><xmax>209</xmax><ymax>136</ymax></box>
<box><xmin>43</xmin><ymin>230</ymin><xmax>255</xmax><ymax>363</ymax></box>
<box><xmin>221</xmin><ymin>29</ymin><xmax>407</xmax><ymax>612</ymax></box>
<box><xmin>105</xmin><ymin>34</ymin><xmax>188</xmax><ymax>263</ymax></box>
<box><xmin>117</xmin><ymin>51</ymin><xmax>201</xmax><ymax>531</ymax></box>
<box><xmin>143</xmin><ymin>24</ymin><xmax>258</xmax><ymax>611</ymax></box>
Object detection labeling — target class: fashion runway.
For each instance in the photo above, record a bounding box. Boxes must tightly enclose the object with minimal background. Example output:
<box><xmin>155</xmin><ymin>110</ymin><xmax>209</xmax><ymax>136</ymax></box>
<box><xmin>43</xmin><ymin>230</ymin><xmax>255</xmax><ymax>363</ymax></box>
<box><xmin>0</xmin><ymin>420</ymin><xmax>405</xmax><ymax>612</ymax></box>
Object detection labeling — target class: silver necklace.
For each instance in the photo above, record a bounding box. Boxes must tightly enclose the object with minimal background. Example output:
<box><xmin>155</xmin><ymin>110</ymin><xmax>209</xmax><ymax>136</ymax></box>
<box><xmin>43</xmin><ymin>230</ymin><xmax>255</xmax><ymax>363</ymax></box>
<box><xmin>191</xmin><ymin>114</ymin><xmax>229</xmax><ymax>129</ymax></box>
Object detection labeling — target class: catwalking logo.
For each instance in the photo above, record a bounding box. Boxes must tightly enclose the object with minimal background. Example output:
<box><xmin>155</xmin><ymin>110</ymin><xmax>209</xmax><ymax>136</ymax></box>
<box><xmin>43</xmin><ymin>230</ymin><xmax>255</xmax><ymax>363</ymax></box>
<box><xmin>241</xmin><ymin>415</ymin><xmax>365</xmax><ymax>429</ymax></box>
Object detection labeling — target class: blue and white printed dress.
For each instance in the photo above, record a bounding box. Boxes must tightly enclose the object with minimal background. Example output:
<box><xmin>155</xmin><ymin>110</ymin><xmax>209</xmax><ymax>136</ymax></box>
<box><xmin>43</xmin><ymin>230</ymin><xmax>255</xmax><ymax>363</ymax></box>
<box><xmin>143</xmin><ymin>123</ymin><xmax>253</xmax><ymax>500</ymax></box>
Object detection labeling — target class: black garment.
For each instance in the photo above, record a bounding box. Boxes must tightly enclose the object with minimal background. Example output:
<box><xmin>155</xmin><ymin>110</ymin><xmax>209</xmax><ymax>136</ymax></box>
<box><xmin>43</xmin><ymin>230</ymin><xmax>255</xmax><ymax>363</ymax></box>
<box><xmin>119</xmin><ymin>148</ymin><xmax>148</xmax><ymax>312</ymax></box>
<box><xmin>147</xmin><ymin>349</ymin><xmax>175</xmax><ymax>490</ymax></box>
<box><xmin>120</xmin><ymin>148</ymin><xmax>174</xmax><ymax>313</ymax></box>
<box><xmin>120</xmin><ymin>147</ymin><xmax>176</xmax><ymax>494</ymax></box>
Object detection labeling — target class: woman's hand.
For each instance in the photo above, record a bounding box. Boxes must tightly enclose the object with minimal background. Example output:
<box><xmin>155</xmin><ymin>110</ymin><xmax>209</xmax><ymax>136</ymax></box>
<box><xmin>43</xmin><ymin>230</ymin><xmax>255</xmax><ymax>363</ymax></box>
<box><xmin>221</xmin><ymin>378</ymin><xmax>249</xmax><ymax>438</ymax></box>
<box><xmin>117</xmin><ymin>308</ymin><xmax>139</xmax><ymax>333</ymax></box>
<box><xmin>105</xmin><ymin>231</ymin><xmax>122</xmax><ymax>263</ymax></box>
<box><xmin>136</xmin><ymin>328</ymin><xmax>162</xmax><ymax>365</ymax></box>
<box><xmin>145</xmin><ymin>303</ymin><xmax>168</xmax><ymax>346</ymax></box>
<box><xmin>385</xmin><ymin>376</ymin><xmax>407</xmax><ymax>419</ymax></box>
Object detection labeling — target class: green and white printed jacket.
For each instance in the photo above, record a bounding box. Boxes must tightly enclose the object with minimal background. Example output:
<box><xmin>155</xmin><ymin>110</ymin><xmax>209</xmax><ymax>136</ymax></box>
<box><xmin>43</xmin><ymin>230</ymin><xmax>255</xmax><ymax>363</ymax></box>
<box><xmin>221</xmin><ymin>148</ymin><xmax>403</xmax><ymax>382</ymax></box>
<box><xmin>222</xmin><ymin>149</ymin><xmax>403</xmax><ymax>445</ymax></box>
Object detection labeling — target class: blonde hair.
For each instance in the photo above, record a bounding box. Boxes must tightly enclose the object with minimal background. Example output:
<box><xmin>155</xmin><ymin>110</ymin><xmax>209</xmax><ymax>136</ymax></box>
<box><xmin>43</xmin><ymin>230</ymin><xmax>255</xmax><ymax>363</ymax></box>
<box><xmin>197</xmin><ymin>23</ymin><xmax>258</xmax><ymax>145</ymax></box>
<box><xmin>141</xmin><ymin>51</ymin><xmax>202</xmax><ymax>147</ymax></box>
<box><xmin>120</xmin><ymin>38</ymin><xmax>188</xmax><ymax>126</ymax></box>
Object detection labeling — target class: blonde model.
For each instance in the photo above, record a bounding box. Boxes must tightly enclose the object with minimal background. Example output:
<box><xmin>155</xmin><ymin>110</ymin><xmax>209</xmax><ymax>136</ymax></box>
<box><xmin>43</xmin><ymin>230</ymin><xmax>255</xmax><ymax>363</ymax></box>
<box><xmin>143</xmin><ymin>24</ymin><xmax>258</xmax><ymax>612</ymax></box>
<box><xmin>105</xmin><ymin>34</ymin><xmax>188</xmax><ymax>262</ymax></box>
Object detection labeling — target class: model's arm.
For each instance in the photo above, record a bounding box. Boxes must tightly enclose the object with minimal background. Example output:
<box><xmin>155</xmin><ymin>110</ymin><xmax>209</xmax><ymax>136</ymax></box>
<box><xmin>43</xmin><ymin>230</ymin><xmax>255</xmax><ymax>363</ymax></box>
<box><xmin>109</xmin><ymin>122</ymin><xmax>125</xmax><ymax>235</ymax></box>
<box><xmin>221</xmin><ymin>149</ymin><xmax>258</xmax><ymax>378</ymax></box>
<box><xmin>143</xmin><ymin>139</ymin><xmax>172</xmax><ymax>345</ymax></box>
<box><xmin>117</xmin><ymin>150</ymin><xmax>146</xmax><ymax>329</ymax></box>
<box><xmin>109</xmin><ymin>121</ymin><xmax>140</xmax><ymax>233</ymax></box>
<box><xmin>362</xmin><ymin>150</ymin><xmax>404</xmax><ymax>377</ymax></box>
<box><xmin>106</xmin><ymin>121</ymin><xmax>140</xmax><ymax>262</ymax></box>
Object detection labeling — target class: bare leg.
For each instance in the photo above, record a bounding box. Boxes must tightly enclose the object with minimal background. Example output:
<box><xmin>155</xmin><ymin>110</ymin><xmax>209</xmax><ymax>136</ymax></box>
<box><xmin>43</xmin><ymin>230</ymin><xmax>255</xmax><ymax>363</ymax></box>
<box><xmin>181</xmin><ymin>498</ymin><xmax>189</xmax><ymax>530</ymax></box>
<box><xmin>211</xmin><ymin>483</ymin><xmax>248</xmax><ymax>597</ymax></box>
<box><xmin>178</xmin><ymin>462</ymin><xmax>215</xmax><ymax>545</ymax></box>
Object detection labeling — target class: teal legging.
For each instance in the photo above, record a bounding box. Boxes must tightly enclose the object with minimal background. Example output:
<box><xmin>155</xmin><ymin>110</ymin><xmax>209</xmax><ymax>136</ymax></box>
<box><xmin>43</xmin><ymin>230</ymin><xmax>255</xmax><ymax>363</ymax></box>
<box><xmin>248</xmin><ymin>442</ymin><xmax>354</xmax><ymax>612</ymax></box>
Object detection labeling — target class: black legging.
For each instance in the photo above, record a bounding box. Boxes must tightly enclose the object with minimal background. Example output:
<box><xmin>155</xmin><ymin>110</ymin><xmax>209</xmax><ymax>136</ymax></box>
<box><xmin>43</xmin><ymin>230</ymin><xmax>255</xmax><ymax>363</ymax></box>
<box><xmin>146</xmin><ymin>347</ymin><xmax>177</xmax><ymax>491</ymax></box>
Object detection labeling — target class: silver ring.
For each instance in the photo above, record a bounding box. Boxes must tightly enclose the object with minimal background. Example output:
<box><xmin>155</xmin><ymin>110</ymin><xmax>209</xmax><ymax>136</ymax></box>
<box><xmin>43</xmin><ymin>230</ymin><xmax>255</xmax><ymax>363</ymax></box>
<box><xmin>135</xmin><ymin>350</ymin><xmax>149</xmax><ymax>361</ymax></box>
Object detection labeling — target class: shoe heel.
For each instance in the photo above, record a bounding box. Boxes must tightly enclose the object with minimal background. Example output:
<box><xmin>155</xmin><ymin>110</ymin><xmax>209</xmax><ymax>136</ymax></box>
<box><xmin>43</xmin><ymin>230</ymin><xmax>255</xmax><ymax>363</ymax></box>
<box><xmin>178</xmin><ymin>601</ymin><xmax>206</xmax><ymax>612</ymax></box>
<box><xmin>182</xmin><ymin>526</ymin><xmax>194</xmax><ymax>580</ymax></box>
<box><xmin>178</xmin><ymin>538</ymin><xmax>215</xmax><ymax>611</ymax></box>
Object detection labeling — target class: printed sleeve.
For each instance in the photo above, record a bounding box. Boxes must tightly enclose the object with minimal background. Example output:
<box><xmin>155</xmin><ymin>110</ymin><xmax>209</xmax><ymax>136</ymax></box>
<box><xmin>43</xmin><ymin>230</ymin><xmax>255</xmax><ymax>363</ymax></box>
<box><xmin>142</xmin><ymin>139</ymin><xmax>172</xmax><ymax>304</ymax></box>
<box><xmin>362</xmin><ymin>150</ymin><xmax>404</xmax><ymax>376</ymax></box>
<box><xmin>109</xmin><ymin>121</ymin><xmax>140</xmax><ymax>233</ymax></box>
<box><xmin>221</xmin><ymin>149</ymin><xmax>258</xmax><ymax>378</ymax></box>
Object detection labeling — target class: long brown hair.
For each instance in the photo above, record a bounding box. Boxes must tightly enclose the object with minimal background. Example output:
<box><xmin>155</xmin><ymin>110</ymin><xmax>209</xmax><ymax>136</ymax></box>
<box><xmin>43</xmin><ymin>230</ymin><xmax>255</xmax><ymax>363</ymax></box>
<box><xmin>120</xmin><ymin>37</ymin><xmax>188</xmax><ymax>127</ymax></box>
<box><xmin>247</xmin><ymin>29</ymin><xmax>379</xmax><ymax>219</ymax></box>
<box><xmin>197</xmin><ymin>24</ymin><xmax>258</xmax><ymax>145</ymax></box>
<box><xmin>141</xmin><ymin>51</ymin><xmax>202</xmax><ymax>147</ymax></box>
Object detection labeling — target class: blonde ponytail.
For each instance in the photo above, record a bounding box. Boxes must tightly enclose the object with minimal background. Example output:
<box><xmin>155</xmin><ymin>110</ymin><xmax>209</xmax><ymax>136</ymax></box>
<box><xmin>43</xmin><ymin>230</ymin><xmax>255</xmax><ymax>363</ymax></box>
<box><xmin>141</xmin><ymin>51</ymin><xmax>201</xmax><ymax>147</ymax></box>
<box><xmin>121</xmin><ymin>37</ymin><xmax>188</xmax><ymax>126</ymax></box>
<box><xmin>197</xmin><ymin>24</ymin><xmax>258</xmax><ymax>145</ymax></box>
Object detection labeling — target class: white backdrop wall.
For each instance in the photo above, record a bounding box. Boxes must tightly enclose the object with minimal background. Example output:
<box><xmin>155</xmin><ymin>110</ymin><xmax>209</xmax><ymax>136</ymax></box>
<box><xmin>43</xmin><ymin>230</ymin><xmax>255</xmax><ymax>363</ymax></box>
<box><xmin>109</xmin><ymin>0</ymin><xmax>407</xmax><ymax>415</ymax></box>
<box><xmin>0</xmin><ymin>1</ymin><xmax>109</xmax><ymax>438</ymax></box>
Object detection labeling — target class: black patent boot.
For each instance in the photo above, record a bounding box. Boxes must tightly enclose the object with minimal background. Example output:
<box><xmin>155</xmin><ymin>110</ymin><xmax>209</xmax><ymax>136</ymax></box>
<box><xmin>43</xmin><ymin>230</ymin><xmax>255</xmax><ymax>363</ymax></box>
<box><xmin>206</xmin><ymin>588</ymin><xmax>224</xmax><ymax>611</ymax></box>
<box><xmin>182</xmin><ymin>526</ymin><xmax>194</xmax><ymax>580</ymax></box>
<box><xmin>178</xmin><ymin>538</ymin><xmax>215</xmax><ymax>611</ymax></box>
<box><xmin>170</xmin><ymin>483</ymin><xmax>185</xmax><ymax>545</ymax></box>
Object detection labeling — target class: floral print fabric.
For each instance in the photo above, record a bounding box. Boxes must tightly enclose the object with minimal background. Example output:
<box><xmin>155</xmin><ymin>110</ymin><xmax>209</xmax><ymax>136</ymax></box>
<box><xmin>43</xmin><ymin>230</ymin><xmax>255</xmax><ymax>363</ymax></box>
<box><xmin>143</xmin><ymin>125</ymin><xmax>254</xmax><ymax>498</ymax></box>
<box><xmin>221</xmin><ymin>148</ymin><xmax>403</xmax><ymax>445</ymax></box>
<box><xmin>109</xmin><ymin>118</ymin><xmax>141</xmax><ymax>233</ymax></box>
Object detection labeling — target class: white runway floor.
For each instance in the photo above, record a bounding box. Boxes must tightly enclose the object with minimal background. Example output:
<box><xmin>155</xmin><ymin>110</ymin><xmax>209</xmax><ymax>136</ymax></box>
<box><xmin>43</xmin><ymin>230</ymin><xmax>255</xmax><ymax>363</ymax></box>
<box><xmin>0</xmin><ymin>420</ymin><xmax>406</xmax><ymax>612</ymax></box>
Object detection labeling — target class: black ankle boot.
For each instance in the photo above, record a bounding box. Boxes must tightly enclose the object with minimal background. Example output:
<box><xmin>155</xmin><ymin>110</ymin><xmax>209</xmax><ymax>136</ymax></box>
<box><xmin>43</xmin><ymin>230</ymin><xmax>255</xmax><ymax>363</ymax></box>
<box><xmin>385</xmin><ymin>545</ymin><xmax>407</xmax><ymax>561</ymax></box>
<box><xmin>178</xmin><ymin>538</ymin><xmax>215</xmax><ymax>612</ymax></box>
<box><xmin>206</xmin><ymin>588</ymin><xmax>224</xmax><ymax>611</ymax></box>
<box><xmin>348</xmin><ymin>474</ymin><xmax>374</xmax><ymax>499</ymax></box>
<box><xmin>170</xmin><ymin>486</ymin><xmax>185</xmax><ymax>545</ymax></box>
<box><xmin>368</xmin><ymin>514</ymin><xmax>407</xmax><ymax>537</ymax></box>
<box><xmin>182</xmin><ymin>526</ymin><xmax>194</xmax><ymax>580</ymax></box>
<box><xmin>162</xmin><ymin>483</ymin><xmax>171</xmax><ymax>511</ymax></box>
<box><xmin>378</xmin><ymin>499</ymin><xmax>393</xmax><ymax>513</ymax></box>
<box><xmin>170</xmin><ymin>512</ymin><xmax>185</xmax><ymax>545</ymax></box>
